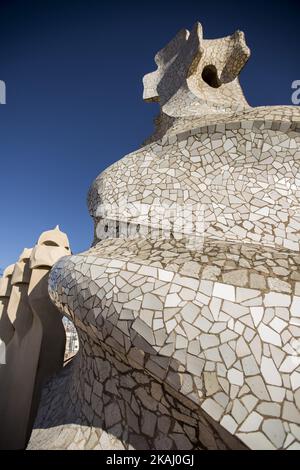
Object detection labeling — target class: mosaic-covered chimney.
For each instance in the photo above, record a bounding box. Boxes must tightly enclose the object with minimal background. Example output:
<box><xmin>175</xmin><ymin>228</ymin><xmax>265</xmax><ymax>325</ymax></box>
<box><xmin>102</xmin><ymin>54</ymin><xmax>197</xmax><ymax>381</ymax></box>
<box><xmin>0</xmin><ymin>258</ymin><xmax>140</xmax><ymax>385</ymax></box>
<box><xmin>25</xmin><ymin>23</ymin><xmax>300</xmax><ymax>451</ymax></box>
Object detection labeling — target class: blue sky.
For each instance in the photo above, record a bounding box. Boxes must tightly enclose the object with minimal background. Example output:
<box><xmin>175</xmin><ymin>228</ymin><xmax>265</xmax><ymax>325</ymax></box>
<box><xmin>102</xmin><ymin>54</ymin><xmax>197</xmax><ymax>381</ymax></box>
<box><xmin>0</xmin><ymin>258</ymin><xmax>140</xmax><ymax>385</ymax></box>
<box><xmin>0</xmin><ymin>0</ymin><xmax>299</xmax><ymax>270</ymax></box>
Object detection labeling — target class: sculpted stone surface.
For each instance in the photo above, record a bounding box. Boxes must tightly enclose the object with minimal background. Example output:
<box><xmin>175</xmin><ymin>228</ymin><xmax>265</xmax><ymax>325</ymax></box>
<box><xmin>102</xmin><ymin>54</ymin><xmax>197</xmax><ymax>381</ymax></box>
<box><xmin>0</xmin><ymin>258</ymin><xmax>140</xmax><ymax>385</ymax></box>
<box><xmin>25</xmin><ymin>22</ymin><xmax>300</xmax><ymax>450</ymax></box>
<box><xmin>0</xmin><ymin>264</ymin><xmax>15</xmax><ymax>350</ymax></box>
<box><xmin>0</xmin><ymin>226</ymin><xmax>70</xmax><ymax>449</ymax></box>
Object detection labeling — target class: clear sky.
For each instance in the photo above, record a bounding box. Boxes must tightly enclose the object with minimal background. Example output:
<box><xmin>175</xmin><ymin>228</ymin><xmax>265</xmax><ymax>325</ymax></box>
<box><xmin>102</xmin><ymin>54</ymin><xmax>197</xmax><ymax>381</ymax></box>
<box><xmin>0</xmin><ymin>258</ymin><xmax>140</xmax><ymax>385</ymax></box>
<box><xmin>0</xmin><ymin>0</ymin><xmax>299</xmax><ymax>270</ymax></box>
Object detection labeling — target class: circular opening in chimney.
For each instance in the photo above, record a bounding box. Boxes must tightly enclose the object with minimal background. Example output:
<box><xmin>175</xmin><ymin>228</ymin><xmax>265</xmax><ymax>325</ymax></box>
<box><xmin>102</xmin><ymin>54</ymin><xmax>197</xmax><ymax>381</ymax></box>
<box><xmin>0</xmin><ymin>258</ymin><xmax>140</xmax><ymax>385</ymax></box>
<box><xmin>202</xmin><ymin>65</ymin><xmax>221</xmax><ymax>88</ymax></box>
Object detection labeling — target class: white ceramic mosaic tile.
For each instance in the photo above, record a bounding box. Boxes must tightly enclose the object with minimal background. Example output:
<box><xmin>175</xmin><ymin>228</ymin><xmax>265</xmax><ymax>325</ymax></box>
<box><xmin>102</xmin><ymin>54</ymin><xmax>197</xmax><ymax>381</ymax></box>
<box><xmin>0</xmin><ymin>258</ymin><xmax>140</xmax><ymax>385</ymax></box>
<box><xmin>28</xmin><ymin>22</ymin><xmax>300</xmax><ymax>450</ymax></box>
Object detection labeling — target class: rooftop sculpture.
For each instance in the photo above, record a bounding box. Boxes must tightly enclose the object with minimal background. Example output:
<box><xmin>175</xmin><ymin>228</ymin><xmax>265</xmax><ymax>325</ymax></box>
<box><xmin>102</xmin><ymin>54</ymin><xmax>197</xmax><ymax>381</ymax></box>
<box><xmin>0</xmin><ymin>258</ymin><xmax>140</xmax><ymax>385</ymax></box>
<box><xmin>142</xmin><ymin>23</ymin><xmax>250</xmax><ymax>140</ymax></box>
<box><xmin>0</xmin><ymin>226</ymin><xmax>71</xmax><ymax>449</ymax></box>
<box><xmin>11</xmin><ymin>22</ymin><xmax>300</xmax><ymax>450</ymax></box>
